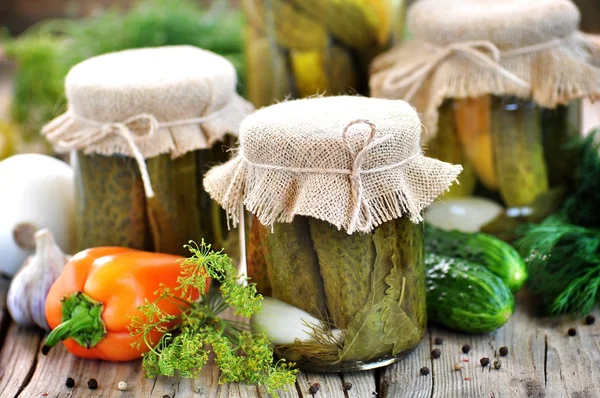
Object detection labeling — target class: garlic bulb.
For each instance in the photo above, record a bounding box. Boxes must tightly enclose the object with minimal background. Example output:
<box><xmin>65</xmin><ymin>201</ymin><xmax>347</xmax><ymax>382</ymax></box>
<box><xmin>251</xmin><ymin>297</ymin><xmax>342</xmax><ymax>345</ymax></box>
<box><xmin>0</xmin><ymin>154</ymin><xmax>75</xmax><ymax>277</ymax></box>
<box><xmin>7</xmin><ymin>229</ymin><xmax>71</xmax><ymax>330</ymax></box>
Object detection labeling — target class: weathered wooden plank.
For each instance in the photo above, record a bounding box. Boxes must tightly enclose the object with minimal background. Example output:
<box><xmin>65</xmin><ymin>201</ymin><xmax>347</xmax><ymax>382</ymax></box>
<box><xmin>295</xmin><ymin>372</ymin><xmax>347</xmax><ymax>398</ymax></box>
<box><xmin>0</xmin><ymin>323</ymin><xmax>43</xmax><ymax>397</ymax></box>
<box><xmin>428</xmin><ymin>298</ymin><xmax>548</xmax><ymax>398</ymax></box>
<box><xmin>378</xmin><ymin>328</ymin><xmax>432</xmax><ymax>398</ymax></box>
<box><xmin>544</xmin><ymin>308</ymin><xmax>600</xmax><ymax>398</ymax></box>
<box><xmin>340</xmin><ymin>370</ymin><xmax>377</xmax><ymax>398</ymax></box>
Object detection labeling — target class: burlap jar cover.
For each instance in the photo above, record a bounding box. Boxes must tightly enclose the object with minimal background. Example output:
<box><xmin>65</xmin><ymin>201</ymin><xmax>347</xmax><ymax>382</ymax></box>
<box><xmin>369</xmin><ymin>0</ymin><xmax>600</xmax><ymax>138</ymax></box>
<box><xmin>42</xmin><ymin>46</ymin><xmax>253</xmax><ymax>254</ymax></box>
<box><xmin>43</xmin><ymin>45</ymin><xmax>253</xmax><ymax>197</ymax></box>
<box><xmin>204</xmin><ymin>96</ymin><xmax>462</xmax><ymax>234</ymax></box>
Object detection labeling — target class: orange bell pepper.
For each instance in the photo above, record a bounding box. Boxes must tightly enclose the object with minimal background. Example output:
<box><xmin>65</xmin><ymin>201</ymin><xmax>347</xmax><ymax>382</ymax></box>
<box><xmin>43</xmin><ymin>247</ymin><xmax>205</xmax><ymax>362</ymax></box>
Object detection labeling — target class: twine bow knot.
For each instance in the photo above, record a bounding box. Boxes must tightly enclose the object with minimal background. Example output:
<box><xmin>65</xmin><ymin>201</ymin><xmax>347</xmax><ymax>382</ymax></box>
<box><xmin>43</xmin><ymin>108</ymin><xmax>228</xmax><ymax>199</ymax></box>
<box><xmin>238</xmin><ymin>119</ymin><xmax>419</xmax><ymax>234</ymax></box>
<box><xmin>381</xmin><ymin>40</ymin><xmax>533</xmax><ymax>101</ymax></box>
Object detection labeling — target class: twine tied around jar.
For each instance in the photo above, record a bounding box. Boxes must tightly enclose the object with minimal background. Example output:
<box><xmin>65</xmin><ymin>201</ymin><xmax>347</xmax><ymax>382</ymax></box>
<box><xmin>380</xmin><ymin>36</ymin><xmax>570</xmax><ymax>102</ymax></box>
<box><xmin>43</xmin><ymin>108</ymin><xmax>227</xmax><ymax>198</ymax></box>
<box><xmin>238</xmin><ymin>119</ymin><xmax>421</xmax><ymax>234</ymax></box>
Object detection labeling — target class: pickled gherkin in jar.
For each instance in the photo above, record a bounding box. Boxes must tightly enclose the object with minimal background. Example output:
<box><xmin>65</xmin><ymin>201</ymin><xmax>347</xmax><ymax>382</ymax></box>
<box><xmin>243</xmin><ymin>0</ymin><xmax>405</xmax><ymax>107</ymax></box>
<box><xmin>429</xmin><ymin>95</ymin><xmax>581</xmax><ymax>238</ymax></box>
<box><xmin>247</xmin><ymin>216</ymin><xmax>426</xmax><ymax>371</ymax></box>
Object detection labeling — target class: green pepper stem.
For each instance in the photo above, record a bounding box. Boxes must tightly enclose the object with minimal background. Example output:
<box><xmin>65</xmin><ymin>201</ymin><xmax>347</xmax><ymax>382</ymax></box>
<box><xmin>43</xmin><ymin>292</ymin><xmax>106</xmax><ymax>354</ymax></box>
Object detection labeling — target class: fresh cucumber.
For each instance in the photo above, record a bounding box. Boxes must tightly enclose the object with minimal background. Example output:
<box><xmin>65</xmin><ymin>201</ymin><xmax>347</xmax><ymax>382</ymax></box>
<box><xmin>425</xmin><ymin>224</ymin><xmax>527</xmax><ymax>292</ymax></box>
<box><xmin>425</xmin><ymin>253</ymin><xmax>514</xmax><ymax>333</ymax></box>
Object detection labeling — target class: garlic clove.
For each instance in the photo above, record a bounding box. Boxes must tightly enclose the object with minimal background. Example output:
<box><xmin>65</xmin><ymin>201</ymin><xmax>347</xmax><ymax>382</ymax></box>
<box><xmin>7</xmin><ymin>228</ymin><xmax>71</xmax><ymax>330</ymax></box>
<box><xmin>251</xmin><ymin>297</ymin><xmax>342</xmax><ymax>345</ymax></box>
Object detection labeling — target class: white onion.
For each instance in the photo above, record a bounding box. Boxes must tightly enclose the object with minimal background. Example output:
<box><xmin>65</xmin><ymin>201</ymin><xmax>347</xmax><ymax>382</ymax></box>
<box><xmin>0</xmin><ymin>154</ymin><xmax>75</xmax><ymax>277</ymax></box>
<box><xmin>425</xmin><ymin>197</ymin><xmax>504</xmax><ymax>232</ymax></box>
<box><xmin>251</xmin><ymin>297</ymin><xmax>342</xmax><ymax>345</ymax></box>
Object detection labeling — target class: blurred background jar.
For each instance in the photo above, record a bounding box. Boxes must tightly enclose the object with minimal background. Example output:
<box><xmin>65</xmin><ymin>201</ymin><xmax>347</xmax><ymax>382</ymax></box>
<box><xmin>242</xmin><ymin>0</ymin><xmax>405</xmax><ymax>108</ymax></box>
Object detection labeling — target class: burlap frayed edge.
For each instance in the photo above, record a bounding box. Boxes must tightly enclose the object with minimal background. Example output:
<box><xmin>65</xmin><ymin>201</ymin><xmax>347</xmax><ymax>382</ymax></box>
<box><xmin>370</xmin><ymin>33</ymin><xmax>600</xmax><ymax>140</ymax></box>
<box><xmin>42</xmin><ymin>93</ymin><xmax>253</xmax><ymax>159</ymax></box>
<box><xmin>203</xmin><ymin>154</ymin><xmax>463</xmax><ymax>234</ymax></box>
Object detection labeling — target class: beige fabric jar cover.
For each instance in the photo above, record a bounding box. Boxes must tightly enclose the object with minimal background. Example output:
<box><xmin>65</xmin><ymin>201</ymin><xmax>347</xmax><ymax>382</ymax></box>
<box><xmin>204</xmin><ymin>96</ymin><xmax>462</xmax><ymax>235</ymax></box>
<box><xmin>369</xmin><ymin>0</ymin><xmax>600</xmax><ymax>139</ymax></box>
<box><xmin>42</xmin><ymin>45</ymin><xmax>253</xmax><ymax>197</ymax></box>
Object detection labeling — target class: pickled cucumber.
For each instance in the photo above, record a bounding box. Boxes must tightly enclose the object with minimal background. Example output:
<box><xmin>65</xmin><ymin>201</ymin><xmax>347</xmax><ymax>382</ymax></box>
<box><xmin>541</xmin><ymin>101</ymin><xmax>581</xmax><ymax>188</ymax></box>
<box><xmin>328</xmin><ymin>45</ymin><xmax>359</xmax><ymax>95</ymax></box>
<box><xmin>453</xmin><ymin>96</ymin><xmax>499</xmax><ymax>190</ymax></box>
<box><xmin>263</xmin><ymin>217</ymin><xmax>327</xmax><ymax>318</ymax></box>
<box><xmin>491</xmin><ymin>97</ymin><xmax>549</xmax><ymax>207</ymax></box>
<box><xmin>146</xmin><ymin>151</ymin><xmax>205</xmax><ymax>256</ymax></box>
<box><xmin>244</xmin><ymin>29</ymin><xmax>291</xmax><ymax>108</ymax></box>
<box><xmin>428</xmin><ymin>101</ymin><xmax>476</xmax><ymax>198</ymax></box>
<box><xmin>246</xmin><ymin>216</ymin><xmax>272</xmax><ymax>296</ymax></box>
<box><xmin>309</xmin><ymin>218</ymin><xmax>376</xmax><ymax>329</ymax></box>
<box><xmin>290</xmin><ymin>50</ymin><xmax>330</xmax><ymax>97</ymax></box>
<box><xmin>290</xmin><ymin>0</ymin><xmax>383</xmax><ymax>49</ymax></box>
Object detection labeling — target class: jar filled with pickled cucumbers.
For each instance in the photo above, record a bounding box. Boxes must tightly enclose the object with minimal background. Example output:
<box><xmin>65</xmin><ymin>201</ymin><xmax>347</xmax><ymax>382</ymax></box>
<box><xmin>42</xmin><ymin>46</ymin><xmax>253</xmax><ymax>256</ymax></box>
<box><xmin>204</xmin><ymin>96</ymin><xmax>462</xmax><ymax>371</ymax></box>
<box><xmin>370</xmin><ymin>0</ymin><xmax>600</xmax><ymax>239</ymax></box>
<box><xmin>243</xmin><ymin>0</ymin><xmax>406</xmax><ymax>108</ymax></box>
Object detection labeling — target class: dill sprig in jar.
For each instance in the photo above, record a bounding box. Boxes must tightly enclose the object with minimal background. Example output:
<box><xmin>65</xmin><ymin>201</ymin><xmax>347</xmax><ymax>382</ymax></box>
<box><xmin>204</xmin><ymin>96</ymin><xmax>462</xmax><ymax>371</ymax></box>
<box><xmin>42</xmin><ymin>46</ymin><xmax>253</xmax><ymax>255</ymax></box>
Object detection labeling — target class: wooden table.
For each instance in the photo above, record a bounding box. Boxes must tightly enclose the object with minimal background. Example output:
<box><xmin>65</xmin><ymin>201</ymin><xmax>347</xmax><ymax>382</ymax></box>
<box><xmin>1</xmin><ymin>278</ymin><xmax>599</xmax><ymax>398</ymax></box>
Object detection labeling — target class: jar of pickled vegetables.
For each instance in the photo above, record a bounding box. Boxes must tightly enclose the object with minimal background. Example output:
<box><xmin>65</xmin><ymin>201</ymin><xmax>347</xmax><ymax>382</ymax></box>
<box><xmin>204</xmin><ymin>96</ymin><xmax>461</xmax><ymax>371</ymax></box>
<box><xmin>243</xmin><ymin>0</ymin><xmax>406</xmax><ymax>108</ymax></box>
<box><xmin>42</xmin><ymin>46</ymin><xmax>253</xmax><ymax>256</ymax></box>
<box><xmin>370</xmin><ymin>0</ymin><xmax>600</xmax><ymax>239</ymax></box>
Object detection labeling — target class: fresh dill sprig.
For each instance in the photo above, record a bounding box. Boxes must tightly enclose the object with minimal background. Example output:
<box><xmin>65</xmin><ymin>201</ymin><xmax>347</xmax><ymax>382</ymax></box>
<box><xmin>129</xmin><ymin>240</ymin><xmax>298</xmax><ymax>397</ymax></box>
<box><xmin>516</xmin><ymin>215</ymin><xmax>600</xmax><ymax>315</ymax></box>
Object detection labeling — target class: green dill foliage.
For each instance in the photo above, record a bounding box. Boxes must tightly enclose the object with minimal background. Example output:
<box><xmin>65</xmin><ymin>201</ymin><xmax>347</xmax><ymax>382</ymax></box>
<box><xmin>3</xmin><ymin>0</ymin><xmax>244</xmax><ymax>139</ymax></box>
<box><xmin>129</xmin><ymin>241</ymin><xmax>297</xmax><ymax>396</ymax></box>
<box><xmin>564</xmin><ymin>130</ymin><xmax>600</xmax><ymax>228</ymax></box>
<box><xmin>516</xmin><ymin>215</ymin><xmax>600</xmax><ymax>315</ymax></box>
<box><xmin>2</xmin><ymin>34</ymin><xmax>68</xmax><ymax>140</ymax></box>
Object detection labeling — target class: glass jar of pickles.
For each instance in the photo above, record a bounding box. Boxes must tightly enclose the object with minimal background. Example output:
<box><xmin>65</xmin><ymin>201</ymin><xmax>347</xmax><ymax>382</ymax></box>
<box><xmin>42</xmin><ymin>46</ymin><xmax>253</xmax><ymax>256</ymax></box>
<box><xmin>370</xmin><ymin>0</ymin><xmax>600</xmax><ymax>239</ymax></box>
<box><xmin>243</xmin><ymin>0</ymin><xmax>405</xmax><ymax>108</ymax></box>
<box><xmin>204</xmin><ymin>96</ymin><xmax>462</xmax><ymax>371</ymax></box>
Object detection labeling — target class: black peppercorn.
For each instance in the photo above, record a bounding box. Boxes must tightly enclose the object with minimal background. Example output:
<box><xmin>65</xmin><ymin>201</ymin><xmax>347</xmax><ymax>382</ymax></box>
<box><xmin>462</xmin><ymin>344</ymin><xmax>471</xmax><ymax>354</ymax></box>
<box><xmin>568</xmin><ymin>328</ymin><xmax>577</xmax><ymax>336</ymax></box>
<box><xmin>480</xmin><ymin>357</ymin><xmax>490</xmax><ymax>367</ymax></box>
<box><xmin>162</xmin><ymin>395</ymin><xmax>170</xmax><ymax>398</ymax></box>
<box><xmin>420</xmin><ymin>367</ymin><xmax>430</xmax><ymax>375</ymax></box>
<box><xmin>65</xmin><ymin>377</ymin><xmax>75</xmax><ymax>388</ymax></box>
<box><xmin>499</xmin><ymin>346</ymin><xmax>509</xmax><ymax>357</ymax></box>
<box><xmin>434</xmin><ymin>337</ymin><xmax>443</xmax><ymax>345</ymax></box>
<box><xmin>87</xmin><ymin>378</ymin><xmax>98</xmax><ymax>390</ymax></box>
<box><xmin>585</xmin><ymin>315</ymin><xmax>596</xmax><ymax>325</ymax></box>
<box><xmin>431</xmin><ymin>348</ymin><xmax>441</xmax><ymax>359</ymax></box>
<box><xmin>343</xmin><ymin>382</ymin><xmax>353</xmax><ymax>391</ymax></box>
<box><xmin>309</xmin><ymin>383</ymin><xmax>320</xmax><ymax>394</ymax></box>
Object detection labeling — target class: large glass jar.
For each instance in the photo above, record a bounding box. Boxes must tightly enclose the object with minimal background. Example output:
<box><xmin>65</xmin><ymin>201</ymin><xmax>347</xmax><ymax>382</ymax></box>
<box><xmin>248</xmin><ymin>215</ymin><xmax>426</xmax><ymax>372</ymax></box>
<box><xmin>243</xmin><ymin>0</ymin><xmax>405</xmax><ymax>107</ymax></box>
<box><xmin>72</xmin><ymin>144</ymin><xmax>231</xmax><ymax>257</ymax></box>
<box><xmin>428</xmin><ymin>96</ymin><xmax>580</xmax><ymax>239</ymax></box>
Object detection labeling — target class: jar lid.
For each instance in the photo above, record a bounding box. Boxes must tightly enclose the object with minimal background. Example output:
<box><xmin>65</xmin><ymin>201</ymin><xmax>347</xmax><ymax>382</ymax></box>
<box><xmin>370</xmin><ymin>0</ymin><xmax>600</xmax><ymax>140</ymax></box>
<box><xmin>204</xmin><ymin>96</ymin><xmax>462</xmax><ymax>234</ymax></box>
<box><xmin>408</xmin><ymin>0</ymin><xmax>579</xmax><ymax>48</ymax></box>
<box><xmin>43</xmin><ymin>46</ymin><xmax>253</xmax><ymax>159</ymax></box>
